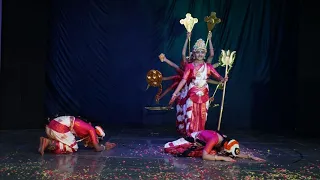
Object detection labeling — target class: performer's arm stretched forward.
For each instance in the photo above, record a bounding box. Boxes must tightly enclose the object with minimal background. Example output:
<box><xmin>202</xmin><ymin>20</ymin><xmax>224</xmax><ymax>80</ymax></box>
<box><xmin>201</xmin><ymin>136</ymin><xmax>265</xmax><ymax>162</ymax></box>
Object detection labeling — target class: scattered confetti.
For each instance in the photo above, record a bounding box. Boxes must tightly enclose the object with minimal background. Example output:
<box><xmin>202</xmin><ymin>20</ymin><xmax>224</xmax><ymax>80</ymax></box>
<box><xmin>0</xmin><ymin>130</ymin><xmax>319</xmax><ymax>179</ymax></box>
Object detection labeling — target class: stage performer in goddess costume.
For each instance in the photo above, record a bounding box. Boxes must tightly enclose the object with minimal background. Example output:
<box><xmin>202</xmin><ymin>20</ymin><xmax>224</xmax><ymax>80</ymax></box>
<box><xmin>164</xmin><ymin>130</ymin><xmax>265</xmax><ymax>162</ymax></box>
<box><xmin>157</xmin><ymin>32</ymin><xmax>219</xmax><ymax>102</ymax></box>
<box><xmin>169</xmin><ymin>39</ymin><xmax>227</xmax><ymax>135</ymax></box>
<box><xmin>158</xmin><ymin>33</ymin><xmax>220</xmax><ymax>136</ymax></box>
<box><xmin>38</xmin><ymin>116</ymin><xmax>116</xmax><ymax>155</ymax></box>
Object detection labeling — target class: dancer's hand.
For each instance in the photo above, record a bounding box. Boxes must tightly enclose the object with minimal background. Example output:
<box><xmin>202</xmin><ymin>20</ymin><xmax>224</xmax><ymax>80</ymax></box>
<box><xmin>209</xmin><ymin>97</ymin><xmax>214</xmax><ymax>104</ymax></box>
<box><xmin>105</xmin><ymin>142</ymin><xmax>116</xmax><ymax>150</ymax></box>
<box><xmin>208</xmin><ymin>31</ymin><xmax>212</xmax><ymax>39</ymax></box>
<box><xmin>223</xmin><ymin>157</ymin><xmax>236</xmax><ymax>162</ymax></box>
<box><xmin>169</xmin><ymin>94</ymin><xmax>177</xmax><ymax>105</ymax></box>
<box><xmin>187</xmin><ymin>32</ymin><xmax>191</xmax><ymax>39</ymax></box>
<box><xmin>84</xmin><ymin>139</ymin><xmax>94</xmax><ymax>148</ymax></box>
<box><xmin>221</xmin><ymin>76</ymin><xmax>228</xmax><ymax>83</ymax></box>
<box><xmin>155</xmin><ymin>95</ymin><xmax>160</xmax><ymax>103</ymax></box>
<box><xmin>213</xmin><ymin>62</ymin><xmax>220</xmax><ymax>68</ymax></box>
<box><xmin>159</xmin><ymin>53</ymin><xmax>166</xmax><ymax>62</ymax></box>
<box><xmin>251</xmin><ymin>156</ymin><xmax>266</xmax><ymax>162</ymax></box>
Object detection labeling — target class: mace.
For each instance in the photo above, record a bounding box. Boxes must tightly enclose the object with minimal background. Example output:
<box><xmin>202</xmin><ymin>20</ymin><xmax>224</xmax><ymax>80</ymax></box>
<box><xmin>180</xmin><ymin>13</ymin><xmax>198</xmax><ymax>57</ymax></box>
<box><xmin>204</xmin><ymin>12</ymin><xmax>221</xmax><ymax>47</ymax></box>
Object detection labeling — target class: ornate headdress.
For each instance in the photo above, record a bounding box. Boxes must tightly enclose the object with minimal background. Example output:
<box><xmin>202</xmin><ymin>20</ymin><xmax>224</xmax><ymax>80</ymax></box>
<box><xmin>95</xmin><ymin>126</ymin><xmax>105</xmax><ymax>138</ymax></box>
<box><xmin>223</xmin><ymin>139</ymin><xmax>240</xmax><ymax>157</ymax></box>
<box><xmin>193</xmin><ymin>39</ymin><xmax>206</xmax><ymax>51</ymax></box>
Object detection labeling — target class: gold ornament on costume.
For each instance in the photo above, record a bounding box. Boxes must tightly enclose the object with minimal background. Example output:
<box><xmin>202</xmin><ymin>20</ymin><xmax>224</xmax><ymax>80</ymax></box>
<box><xmin>180</xmin><ymin>13</ymin><xmax>198</xmax><ymax>32</ymax></box>
<box><xmin>146</xmin><ymin>70</ymin><xmax>163</xmax><ymax>104</ymax></box>
<box><xmin>204</xmin><ymin>12</ymin><xmax>221</xmax><ymax>32</ymax></box>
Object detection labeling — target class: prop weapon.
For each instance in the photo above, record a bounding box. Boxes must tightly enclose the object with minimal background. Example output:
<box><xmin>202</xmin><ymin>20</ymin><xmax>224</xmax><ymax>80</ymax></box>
<box><xmin>204</xmin><ymin>12</ymin><xmax>221</xmax><ymax>47</ymax></box>
<box><xmin>180</xmin><ymin>13</ymin><xmax>198</xmax><ymax>57</ymax></box>
<box><xmin>217</xmin><ymin>50</ymin><xmax>236</xmax><ymax>131</ymax></box>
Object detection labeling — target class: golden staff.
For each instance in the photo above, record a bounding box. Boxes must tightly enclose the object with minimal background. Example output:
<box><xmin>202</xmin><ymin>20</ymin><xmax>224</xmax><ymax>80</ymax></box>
<box><xmin>209</xmin><ymin>83</ymin><xmax>222</xmax><ymax>104</ymax></box>
<box><xmin>180</xmin><ymin>13</ymin><xmax>198</xmax><ymax>57</ymax></box>
<box><xmin>204</xmin><ymin>12</ymin><xmax>221</xmax><ymax>47</ymax></box>
<box><xmin>209</xmin><ymin>55</ymin><xmax>234</xmax><ymax>103</ymax></box>
<box><xmin>217</xmin><ymin>50</ymin><xmax>236</xmax><ymax>131</ymax></box>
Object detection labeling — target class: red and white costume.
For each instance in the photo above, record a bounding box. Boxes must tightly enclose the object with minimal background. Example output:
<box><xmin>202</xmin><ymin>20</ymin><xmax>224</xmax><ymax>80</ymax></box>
<box><xmin>45</xmin><ymin>116</ymin><xmax>100</xmax><ymax>154</ymax></box>
<box><xmin>164</xmin><ymin>130</ymin><xmax>219</xmax><ymax>157</ymax></box>
<box><xmin>180</xmin><ymin>62</ymin><xmax>223</xmax><ymax>135</ymax></box>
<box><xmin>164</xmin><ymin>130</ymin><xmax>240</xmax><ymax>157</ymax></box>
<box><xmin>175</xmin><ymin>60</ymin><xmax>191</xmax><ymax>136</ymax></box>
<box><xmin>174</xmin><ymin>39</ymin><xmax>223</xmax><ymax>136</ymax></box>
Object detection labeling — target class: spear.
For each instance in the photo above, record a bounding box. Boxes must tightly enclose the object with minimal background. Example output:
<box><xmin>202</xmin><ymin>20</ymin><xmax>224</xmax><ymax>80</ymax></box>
<box><xmin>217</xmin><ymin>50</ymin><xmax>236</xmax><ymax>131</ymax></box>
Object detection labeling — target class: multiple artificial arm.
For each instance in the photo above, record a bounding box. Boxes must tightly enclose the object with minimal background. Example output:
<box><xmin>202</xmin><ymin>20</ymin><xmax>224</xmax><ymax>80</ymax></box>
<box><xmin>169</xmin><ymin>79</ymin><xmax>187</xmax><ymax>105</ymax></box>
<box><xmin>206</xmin><ymin>32</ymin><xmax>215</xmax><ymax>64</ymax></box>
<box><xmin>161</xmin><ymin>55</ymin><xmax>180</xmax><ymax>71</ymax></box>
<box><xmin>159</xmin><ymin>31</ymin><xmax>224</xmax><ymax>104</ymax></box>
<box><xmin>182</xmin><ymin>32</ymin><xmax>191</xmax><ymax>62</ymax></box>
<box><xmin>156</xmin><ymin>81</ymin><xmax>179</xmax><ymax>102</ymax></box>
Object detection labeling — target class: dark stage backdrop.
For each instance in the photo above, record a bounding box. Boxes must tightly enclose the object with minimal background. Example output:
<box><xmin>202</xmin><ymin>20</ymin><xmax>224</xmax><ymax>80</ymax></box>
<box><xmin>0</xmin><ymin>0</ymin><xmax>48</xmax><ymax>129</ymax></box>
<box><xmin>46</xmin><ymin>0</ymin><xmax>299</xmax><ymax>131</ymax></box>
<box><xmin>0</xmin><ymin>0</ymin><xmax>2</xmax><ymax>72</ymax></box>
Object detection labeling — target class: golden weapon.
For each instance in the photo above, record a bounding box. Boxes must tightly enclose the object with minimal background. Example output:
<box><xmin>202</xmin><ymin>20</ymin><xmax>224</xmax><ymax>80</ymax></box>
<box><xmin>180</xmin><ymin>13</ymin><xmax>198</xmax><ymax>57</ymax></box>
<box><xmin>145</xmin><ymin>70</ymin><xmax>174</xmax><ymax>110</ymax></box>
<box><xmin>217</xmin><ymin>50</ymin><xmax>236</xmax><ymax>131</ymax></box>
<box><xmin>146</xmin><ymin>69</ymin><xmax>163</xmax><ymax>104</ymax></box>
<box><xmin>204</xmin><ymin>12</ymin><xmax>221</xmax><ymax>47</ymax></box>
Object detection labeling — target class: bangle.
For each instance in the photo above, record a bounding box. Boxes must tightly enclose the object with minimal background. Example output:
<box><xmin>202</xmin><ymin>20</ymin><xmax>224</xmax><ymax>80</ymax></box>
<box><xmin>214</xmin><ymin>155</ymin><xmax>217</xmax><ymax>160</ymax></box>
<box><xmin>101</xmin><ymin>145</ymin><xmax>105</xmax><ymax>150</ymax></box>
<box><xmin>172</xmin><ymin>93</ymin><xmax>177</xmax><ymax>97</ymax></box>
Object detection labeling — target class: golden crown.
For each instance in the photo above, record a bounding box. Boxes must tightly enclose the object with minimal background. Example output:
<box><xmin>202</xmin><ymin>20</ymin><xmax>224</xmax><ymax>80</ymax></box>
<box><xmin>193</xmin><ymin>39</ymin><xmax>206</xmax><ymax>51</ymax></box>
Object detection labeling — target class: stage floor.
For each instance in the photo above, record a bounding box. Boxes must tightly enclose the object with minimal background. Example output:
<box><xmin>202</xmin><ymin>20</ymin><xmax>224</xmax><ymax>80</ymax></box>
<box><xmin>0</xmin><ymin>127</ymin><xmax>319</xmax><ymax>179</ymax></box>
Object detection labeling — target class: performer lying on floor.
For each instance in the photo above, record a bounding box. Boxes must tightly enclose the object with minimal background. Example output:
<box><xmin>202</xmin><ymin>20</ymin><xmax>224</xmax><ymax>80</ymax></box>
<box><xmin>38</xmin><ymin>116</ymin><xmax>116</xmax><ymax>155</ymax></box>
<box><xmin>164</xmin><ymin>130</ymin><xmax>265</xmax><ymax>162</ymax></box>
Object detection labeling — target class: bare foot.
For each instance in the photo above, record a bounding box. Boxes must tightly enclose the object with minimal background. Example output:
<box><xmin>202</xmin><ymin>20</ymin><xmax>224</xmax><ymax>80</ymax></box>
<box><xmin>105</xmin><ymin>142</ymin><xmax>116</xmax><ymax>150</ymax></box>
<box><xmin>38</xmin><ymin>137</ymin><xmax>49</xmax><ymax>156</ymax></box>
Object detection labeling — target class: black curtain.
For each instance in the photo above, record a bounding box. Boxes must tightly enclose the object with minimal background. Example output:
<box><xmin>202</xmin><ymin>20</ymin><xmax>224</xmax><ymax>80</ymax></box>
<box><xmin>0</xmin><ymin>0</ymin><xmax>48</xmax><ymax>129</ymax></box>
<box><xmin>45</xmin><ymin>0</ymin><xmax>299</xmax><ymax>131</ymax></box>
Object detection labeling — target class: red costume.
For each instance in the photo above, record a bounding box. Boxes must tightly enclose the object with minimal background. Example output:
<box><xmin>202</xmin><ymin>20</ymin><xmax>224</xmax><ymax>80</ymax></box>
<box><xmin>156</xmin><ymin>59</ymin><xmax>191</xmax><ymax>136</ymax></box>
<box><xmin>196</xmin><ymin>130</ymin><xmax>221</xmax><ymax>154</ymax></box>
<box><xmin>72</xmin><ymin>119</ymin><xmax>99</xmax><ymax>145</ymax></box>
<box><xmin>164</xmin><ymin>130</ymin><xmax>240</xmax><ymax>157</ymax></box>
<box><xmin>182</xmin><ymin>63</ymin><xmax>223</xmax><ymax>135</ymax></box>
<box><xmin>45</xmin><ymin>116</ymin><xmax>100</xmax><ymax>154</ymax></box>
<box><xmin>164</xmin><ymin>130</ymin><xmax>221</xmax><ymax>157</ymax></box>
